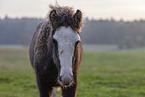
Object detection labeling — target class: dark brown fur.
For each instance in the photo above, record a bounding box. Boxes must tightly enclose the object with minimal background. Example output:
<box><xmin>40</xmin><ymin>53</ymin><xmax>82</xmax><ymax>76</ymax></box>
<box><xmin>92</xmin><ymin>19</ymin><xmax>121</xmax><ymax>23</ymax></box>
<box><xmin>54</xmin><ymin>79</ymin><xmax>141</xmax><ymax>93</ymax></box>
<box><xmin>48</xmin><ymin>5</ymin><xmax>83</xmax><ymax>31</ymax></box>
<box><xmin>29</xmin><ymin>5</ymin><xmax>83</xmax><ymax>97</ymax></box>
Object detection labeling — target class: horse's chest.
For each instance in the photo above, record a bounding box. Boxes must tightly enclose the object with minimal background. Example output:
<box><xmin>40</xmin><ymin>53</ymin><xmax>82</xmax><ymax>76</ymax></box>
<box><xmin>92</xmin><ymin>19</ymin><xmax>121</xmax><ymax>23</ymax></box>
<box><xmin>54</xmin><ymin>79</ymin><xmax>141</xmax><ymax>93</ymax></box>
<box><xmin>36</xmin><ymin>63</ymin><xmax>58</xmax><ymax>82</ymax></box>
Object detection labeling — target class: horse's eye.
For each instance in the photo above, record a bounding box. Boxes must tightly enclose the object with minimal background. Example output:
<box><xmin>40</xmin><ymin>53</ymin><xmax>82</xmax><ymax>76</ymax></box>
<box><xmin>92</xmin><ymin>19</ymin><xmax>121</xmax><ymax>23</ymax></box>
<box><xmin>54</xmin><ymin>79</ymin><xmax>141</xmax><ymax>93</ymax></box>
<box><xmin>75</xmin><ymin>41</ymin><xmax>80</xmax><ymax>47</ymax></box>
<box><xmin>60</xmin><ymin>50</ymin><xmax>63</xmax><ymax>55</ymax></box>
<box><xmin>52</xmin><ymin>38</ymin><xmax>57</xmax><ymax>44</ymax></box>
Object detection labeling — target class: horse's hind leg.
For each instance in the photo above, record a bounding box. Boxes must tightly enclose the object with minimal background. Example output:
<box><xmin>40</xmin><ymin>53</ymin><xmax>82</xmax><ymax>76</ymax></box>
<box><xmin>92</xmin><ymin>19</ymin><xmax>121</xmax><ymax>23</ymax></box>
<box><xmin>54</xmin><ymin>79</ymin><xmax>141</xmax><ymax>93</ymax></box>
<box><xmin>52</xmin><ymin>88</ymin><xmax>57</xmax><ymax>97</ymax></box>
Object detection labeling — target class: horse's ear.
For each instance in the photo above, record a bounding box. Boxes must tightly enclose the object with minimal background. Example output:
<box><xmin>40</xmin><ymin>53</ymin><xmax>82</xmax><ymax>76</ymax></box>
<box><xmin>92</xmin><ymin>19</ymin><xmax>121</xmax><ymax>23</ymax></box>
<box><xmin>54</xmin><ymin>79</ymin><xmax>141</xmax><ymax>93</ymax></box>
<box><xmin>49</xmin><ymin>10</ymin><xmax>58</xmax><ymax>28</ymax></box>
<box><xmin>73</xmin><ymin>10</ymin><xmax>82</xmax><ymax>30</ymax></box>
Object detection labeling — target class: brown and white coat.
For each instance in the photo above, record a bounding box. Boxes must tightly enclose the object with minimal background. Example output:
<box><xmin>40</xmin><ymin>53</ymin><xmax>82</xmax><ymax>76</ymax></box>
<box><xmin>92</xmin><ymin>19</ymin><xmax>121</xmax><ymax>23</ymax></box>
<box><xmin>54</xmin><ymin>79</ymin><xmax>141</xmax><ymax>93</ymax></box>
<box><xmin>29</xmin><ymin>5</ymin><xmax>83</xmax><ymax>97</ymax></box>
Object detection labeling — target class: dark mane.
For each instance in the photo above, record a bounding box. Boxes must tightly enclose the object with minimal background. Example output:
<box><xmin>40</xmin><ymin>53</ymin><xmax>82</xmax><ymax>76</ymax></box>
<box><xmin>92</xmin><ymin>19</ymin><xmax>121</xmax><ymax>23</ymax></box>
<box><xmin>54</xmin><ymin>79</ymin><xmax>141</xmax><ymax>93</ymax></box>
<box><xmin>48</xmin><ymin>5</ymin><xmax>83</xmax><ymax>32</ymax></box>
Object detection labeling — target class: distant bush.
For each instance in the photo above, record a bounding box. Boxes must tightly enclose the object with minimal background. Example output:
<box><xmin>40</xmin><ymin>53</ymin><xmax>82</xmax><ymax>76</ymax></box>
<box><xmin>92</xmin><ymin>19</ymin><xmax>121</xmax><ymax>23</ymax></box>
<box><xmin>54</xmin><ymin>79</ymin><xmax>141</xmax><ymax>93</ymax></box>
<box><xmin>118</xmin><ymin>36</ymin><xmax>145</xmax><ymax>49</ymax></box>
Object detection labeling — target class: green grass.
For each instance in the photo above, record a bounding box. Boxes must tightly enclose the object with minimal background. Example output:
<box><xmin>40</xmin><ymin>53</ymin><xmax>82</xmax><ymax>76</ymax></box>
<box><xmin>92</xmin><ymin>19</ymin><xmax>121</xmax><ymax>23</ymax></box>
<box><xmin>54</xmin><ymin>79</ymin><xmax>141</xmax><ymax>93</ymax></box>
<box><xmin>0</xmin><ymin>48</ymin><xmax>145</xmax><ymax>97</ymax></box>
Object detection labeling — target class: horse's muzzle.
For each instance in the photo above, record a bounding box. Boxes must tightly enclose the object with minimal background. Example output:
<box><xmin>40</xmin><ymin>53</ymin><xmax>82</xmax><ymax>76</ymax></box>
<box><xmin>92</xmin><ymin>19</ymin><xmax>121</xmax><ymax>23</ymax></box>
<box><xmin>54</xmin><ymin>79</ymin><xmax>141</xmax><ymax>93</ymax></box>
<box><xmin>58</xmin><ymin>74</ymin><xmax>74</xmax><ymax>86</ymax></box>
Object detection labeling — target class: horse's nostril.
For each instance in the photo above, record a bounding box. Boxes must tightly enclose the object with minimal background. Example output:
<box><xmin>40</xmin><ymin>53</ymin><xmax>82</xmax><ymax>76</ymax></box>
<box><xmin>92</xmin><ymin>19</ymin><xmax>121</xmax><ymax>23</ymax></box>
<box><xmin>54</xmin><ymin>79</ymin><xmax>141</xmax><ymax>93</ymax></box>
<box><xmin>59</xmin><ymin>76</ymin><xmax>62</xmax><ymax>81</ymax></box>
<box><xmin>70</xmin><ymin>74</ymin><xmax>73</xmax><ymax>78</ymax></box>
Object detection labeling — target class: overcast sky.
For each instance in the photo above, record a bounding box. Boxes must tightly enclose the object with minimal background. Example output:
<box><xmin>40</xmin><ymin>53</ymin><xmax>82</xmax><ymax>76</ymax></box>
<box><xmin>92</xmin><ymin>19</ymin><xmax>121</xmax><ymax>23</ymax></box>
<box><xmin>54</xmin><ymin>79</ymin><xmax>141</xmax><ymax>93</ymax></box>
<box><xmin>1</xmin><ymin>0</ymin><xmax>145</xmax><ymax>20</ymax></box>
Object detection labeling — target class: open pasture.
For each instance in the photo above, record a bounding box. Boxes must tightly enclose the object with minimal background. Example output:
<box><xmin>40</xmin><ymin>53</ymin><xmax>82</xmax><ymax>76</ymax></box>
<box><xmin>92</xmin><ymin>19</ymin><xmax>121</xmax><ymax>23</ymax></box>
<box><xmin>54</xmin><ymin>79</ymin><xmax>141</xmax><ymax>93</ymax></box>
<box><xmin>0</xmin><ymin>47</ymin><xmax>145</xmax><ymax>97</ymax></box>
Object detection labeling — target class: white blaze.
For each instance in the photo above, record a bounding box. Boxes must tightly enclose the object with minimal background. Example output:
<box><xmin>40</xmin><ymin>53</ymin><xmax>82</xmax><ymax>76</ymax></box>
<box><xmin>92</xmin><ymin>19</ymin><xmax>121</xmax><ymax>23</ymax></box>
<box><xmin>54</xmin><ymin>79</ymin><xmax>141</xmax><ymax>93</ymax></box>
<box><xmin>53</xmin><ymin>26</ymin><xmax>80</xmax><ymax>81</ymax></box>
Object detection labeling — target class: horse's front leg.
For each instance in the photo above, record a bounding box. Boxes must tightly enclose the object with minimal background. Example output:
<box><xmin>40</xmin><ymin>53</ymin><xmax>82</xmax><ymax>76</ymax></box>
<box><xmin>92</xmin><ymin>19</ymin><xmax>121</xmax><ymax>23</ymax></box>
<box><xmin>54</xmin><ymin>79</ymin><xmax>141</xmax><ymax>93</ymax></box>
<box><xmin>36</xmin><ymin>75</ymin><xmax>53</xmax><ymax>97</ymax></box>
<box><xmin>61</xmin><ymin>82</ymin><xmax>78</xmax><ymax>97</ymax></box>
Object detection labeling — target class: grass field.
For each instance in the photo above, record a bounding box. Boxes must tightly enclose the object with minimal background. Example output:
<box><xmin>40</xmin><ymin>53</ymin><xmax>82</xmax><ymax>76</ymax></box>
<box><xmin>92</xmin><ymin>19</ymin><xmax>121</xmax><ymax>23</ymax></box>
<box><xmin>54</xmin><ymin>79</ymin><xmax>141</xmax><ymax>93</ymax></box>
<box><xmin>0</xmin><ymin>47</ymin><xmax>145</xmax><ymax>97</ymax></box>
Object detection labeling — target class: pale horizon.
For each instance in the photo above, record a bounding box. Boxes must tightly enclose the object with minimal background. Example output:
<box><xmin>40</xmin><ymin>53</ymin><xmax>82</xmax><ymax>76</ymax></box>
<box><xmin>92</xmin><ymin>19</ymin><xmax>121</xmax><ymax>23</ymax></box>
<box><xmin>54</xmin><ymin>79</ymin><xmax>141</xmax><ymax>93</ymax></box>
<box><xmin>1</xmin><ymin>0</ymin><xmax>145</xmax><ymax>21</ymax></box>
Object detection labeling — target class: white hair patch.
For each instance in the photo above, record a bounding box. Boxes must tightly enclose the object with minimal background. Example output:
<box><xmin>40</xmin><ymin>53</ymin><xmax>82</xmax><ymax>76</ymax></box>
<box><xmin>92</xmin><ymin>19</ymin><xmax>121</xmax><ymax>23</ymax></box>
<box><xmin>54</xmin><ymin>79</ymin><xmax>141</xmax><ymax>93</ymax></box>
<box><xmin>53</xmin><ymin>26</ymin><xmax>80</xmax><ymax>79</ymax></box>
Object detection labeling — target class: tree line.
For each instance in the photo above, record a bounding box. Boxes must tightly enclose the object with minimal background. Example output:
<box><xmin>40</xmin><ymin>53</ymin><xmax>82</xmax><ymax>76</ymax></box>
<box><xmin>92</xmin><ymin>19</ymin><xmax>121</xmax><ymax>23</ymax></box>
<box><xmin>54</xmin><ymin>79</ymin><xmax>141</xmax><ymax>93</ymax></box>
<box><xmin>0</xmin><ymin>16</ymin><xmax>145</xmax><ymax>49</ymax></box>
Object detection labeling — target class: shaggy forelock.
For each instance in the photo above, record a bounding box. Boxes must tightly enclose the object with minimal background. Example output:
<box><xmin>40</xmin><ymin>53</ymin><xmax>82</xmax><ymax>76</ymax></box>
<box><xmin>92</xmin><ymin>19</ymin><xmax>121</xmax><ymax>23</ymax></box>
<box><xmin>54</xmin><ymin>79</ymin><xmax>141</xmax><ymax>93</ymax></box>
<box><xmin>48</xmin><ymin>5</ymin><xmax>83</xmax><ymax>32</ymax></box>
<box><xmin>49</xmin><ymin>5</ymin><xmax>74</xmax><ymax>15</ymax></box>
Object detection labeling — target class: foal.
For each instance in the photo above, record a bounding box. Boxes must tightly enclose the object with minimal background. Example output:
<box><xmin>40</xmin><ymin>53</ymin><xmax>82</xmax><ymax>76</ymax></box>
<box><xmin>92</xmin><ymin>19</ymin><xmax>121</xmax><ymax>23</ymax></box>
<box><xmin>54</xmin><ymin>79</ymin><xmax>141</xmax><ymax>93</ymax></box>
<box><xmin>29</xmin><ymin>5</ymin><xmax>83</xmax><ymax>97</ymax></box>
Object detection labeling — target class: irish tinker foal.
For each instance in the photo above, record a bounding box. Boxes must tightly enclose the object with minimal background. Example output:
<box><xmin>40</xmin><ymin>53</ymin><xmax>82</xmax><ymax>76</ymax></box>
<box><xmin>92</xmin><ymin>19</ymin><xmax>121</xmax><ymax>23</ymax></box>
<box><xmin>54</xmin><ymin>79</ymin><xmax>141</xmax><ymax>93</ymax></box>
<box><xmin>29</xmin><ymin>5</ymin><xmax>83</xmax><ymax>97</ymax></box>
